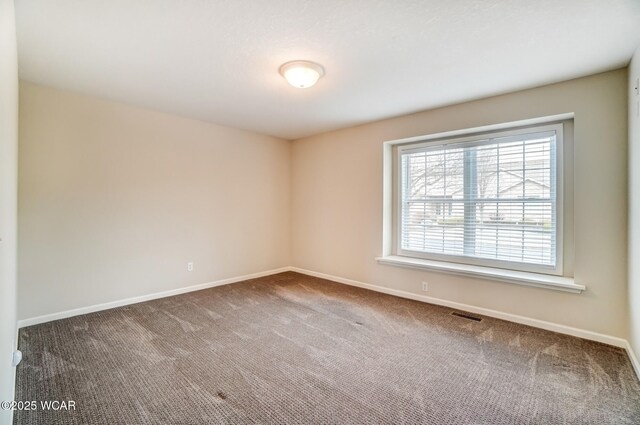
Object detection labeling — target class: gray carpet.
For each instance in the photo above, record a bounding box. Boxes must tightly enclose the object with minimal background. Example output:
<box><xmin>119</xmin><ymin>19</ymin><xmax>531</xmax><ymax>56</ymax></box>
<box><xmin>13</xmin><ymin>272</ymin><xmax>640</xmax><ymax>424</ymax></box>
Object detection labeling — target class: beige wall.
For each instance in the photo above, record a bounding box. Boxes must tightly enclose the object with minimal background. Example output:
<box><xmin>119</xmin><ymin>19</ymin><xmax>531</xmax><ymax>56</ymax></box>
<box><xmin>292</xmin><ymin>69</ymin><xmax>628</xmax><ymax>338</ymax></box>
<box><xmin>18</xmin><ymin>83</ymin><xmax>291</xmax><ymax>320</ymax></box>
<box><xmin>0</xmin><ymin>0</ymin><xmax>19</xmax><ymax>422</ymax></box>
<box><xmin>629</xmin><ymin>46</ymin><xmax>640</xmax><ymax>356</ymax></box>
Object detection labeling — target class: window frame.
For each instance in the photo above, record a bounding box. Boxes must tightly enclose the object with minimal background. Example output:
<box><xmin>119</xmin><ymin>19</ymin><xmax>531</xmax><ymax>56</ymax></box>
<box><xmin>375</xmin><ymin>112</ymin><xmax>576</xmax><ymax>288</ymax></box>
<box><xmin>393</xmin><ymin>123</ymin><xmax>565</xmax><ymax>276</ymax></box>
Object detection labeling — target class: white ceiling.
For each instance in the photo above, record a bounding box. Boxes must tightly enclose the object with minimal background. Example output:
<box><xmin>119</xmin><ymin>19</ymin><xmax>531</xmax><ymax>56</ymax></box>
<box><xmin>15</xmin><ymin>0</ymin><xmax>640</xmax><ymax>140</ymax></box>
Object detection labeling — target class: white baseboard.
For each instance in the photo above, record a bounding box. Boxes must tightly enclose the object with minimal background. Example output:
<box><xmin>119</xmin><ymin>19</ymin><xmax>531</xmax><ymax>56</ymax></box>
<box><xmin>289</xmin><ymin>267</ymin><xmax>628</xmax><ymax>349</ymax></box>
<box><xmin>625</xmin><ymin>341</ymin><xmax>640</xmax><ymax>379</ymax></box>
<box><xmin>17</xmin><ymin>267</ymin><xmax>290</xmax><ymax>328</ymax></box>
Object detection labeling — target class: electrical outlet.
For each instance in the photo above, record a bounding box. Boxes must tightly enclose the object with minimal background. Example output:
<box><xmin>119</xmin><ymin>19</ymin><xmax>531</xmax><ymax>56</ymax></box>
<box><xmin>187</xmin><ymin>262</ymin><xmax>194</xmax><ymax>272</ymax></box>
<box><xmin>421</xmin><ymin>281</ymin><xmax>429</xmax><ymax>292</ymax></box>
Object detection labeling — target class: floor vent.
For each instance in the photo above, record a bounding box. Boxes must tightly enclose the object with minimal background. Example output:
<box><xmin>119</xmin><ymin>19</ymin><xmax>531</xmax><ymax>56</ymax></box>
<box><xmin>451</xmin><ymin>311</ymin><xmax>482</xmax><ymax>322</ymax></box>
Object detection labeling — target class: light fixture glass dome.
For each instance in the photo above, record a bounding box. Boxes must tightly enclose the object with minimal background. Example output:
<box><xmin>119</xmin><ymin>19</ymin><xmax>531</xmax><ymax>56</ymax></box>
<box><xmin>279</xmin><ymin>60</ymin><xmax>325</xmax><ymax>88</ymax></box>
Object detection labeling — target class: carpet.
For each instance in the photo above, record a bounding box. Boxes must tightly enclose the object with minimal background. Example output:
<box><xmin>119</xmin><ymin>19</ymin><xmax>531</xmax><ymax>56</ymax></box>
<box><xmin>13</xmin><ymin>272</ymin><xmax>640</xmax><ymax>424</ymax></box>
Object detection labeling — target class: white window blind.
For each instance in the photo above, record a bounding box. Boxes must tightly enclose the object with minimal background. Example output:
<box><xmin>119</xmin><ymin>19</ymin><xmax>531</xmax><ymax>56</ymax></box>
<box><xmin>398</xmin><ymin>124</ymin><xmax>562</xmax><ymax>274</ymax></box>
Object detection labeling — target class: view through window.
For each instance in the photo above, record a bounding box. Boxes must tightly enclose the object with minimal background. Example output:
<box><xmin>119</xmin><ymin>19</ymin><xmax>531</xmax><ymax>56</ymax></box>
<box><xmin>398</xmin><ymin>124</ymin><xmax>562</xmax><ymax>274</ymax></box>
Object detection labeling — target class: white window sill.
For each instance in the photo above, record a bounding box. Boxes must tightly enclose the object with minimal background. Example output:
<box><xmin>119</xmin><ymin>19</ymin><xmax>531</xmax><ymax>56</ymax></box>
<box><xmin>376</xmin><ymin>255</ymin><xmax>585</xmax><ymax>294</ymax></box>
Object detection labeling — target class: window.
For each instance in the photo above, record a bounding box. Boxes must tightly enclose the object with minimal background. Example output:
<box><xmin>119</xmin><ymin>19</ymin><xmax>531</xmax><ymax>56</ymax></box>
<box><xmin>395</xmin><ymin>123</ymin><xmax>564</xmax><ymax>275</ymax></box>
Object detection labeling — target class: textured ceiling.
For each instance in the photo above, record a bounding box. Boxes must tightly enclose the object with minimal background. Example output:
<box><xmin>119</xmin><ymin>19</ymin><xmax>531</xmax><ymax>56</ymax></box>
<box><xmin>15</xmin><ymin>0</ymin><xmax>640</xmax><ymax>140</ymax></box>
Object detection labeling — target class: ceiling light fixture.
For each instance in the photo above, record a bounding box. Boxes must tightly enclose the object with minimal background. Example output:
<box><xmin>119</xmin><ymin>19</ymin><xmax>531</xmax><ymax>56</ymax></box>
<box><xmin>279</xmin><ymin>60</ymin><xmax>325</xmax><ymax>88</ymax></box>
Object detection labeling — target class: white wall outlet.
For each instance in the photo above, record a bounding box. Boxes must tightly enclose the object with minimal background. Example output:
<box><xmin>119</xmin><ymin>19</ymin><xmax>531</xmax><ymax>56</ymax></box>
<box><xmin>187</xmin><ymin>262</ymin><xmax>194</xmax><ymax>272</ymax></box>
<box><xmin>421</xmin><ymin>281</ymin><xmax>429</xmax><ymax>292</ymax></box>
<box><xmin>12</xmin><ymin>350</ymin><xmax>22</xmax><ymax>367</ymax></box>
